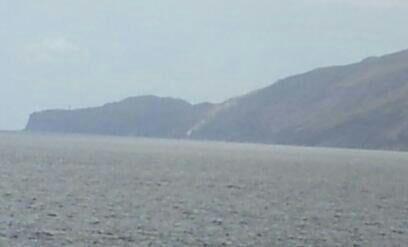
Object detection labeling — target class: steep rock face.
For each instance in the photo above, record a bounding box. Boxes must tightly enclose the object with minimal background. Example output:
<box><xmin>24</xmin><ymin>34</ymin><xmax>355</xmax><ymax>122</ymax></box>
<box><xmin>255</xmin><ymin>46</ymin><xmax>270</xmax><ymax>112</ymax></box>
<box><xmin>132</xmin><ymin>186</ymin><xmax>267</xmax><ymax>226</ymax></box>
<box><xmin>190</xmin><ymin>50</ymin><xmax>408</xmax><ymax>149</ymax></box>
<box><xmin>26</xmin><ymin>95</ymin><xmax>215</xmax><ymax>138</ymax></box>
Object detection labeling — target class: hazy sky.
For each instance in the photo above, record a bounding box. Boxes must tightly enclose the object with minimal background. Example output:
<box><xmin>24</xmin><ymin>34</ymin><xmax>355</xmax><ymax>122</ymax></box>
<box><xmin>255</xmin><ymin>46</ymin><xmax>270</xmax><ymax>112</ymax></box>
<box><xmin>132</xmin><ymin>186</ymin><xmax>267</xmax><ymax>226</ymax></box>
<box><xmin>2</xmin><ymin>0</ymin><xmax>408</xmax><ymax>130</ymax></box>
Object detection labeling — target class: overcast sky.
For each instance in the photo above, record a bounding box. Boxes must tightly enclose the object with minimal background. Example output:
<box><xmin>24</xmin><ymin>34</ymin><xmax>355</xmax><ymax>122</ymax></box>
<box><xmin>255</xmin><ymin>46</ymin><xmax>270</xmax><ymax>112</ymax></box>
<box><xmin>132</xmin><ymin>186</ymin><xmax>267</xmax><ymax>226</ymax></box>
<box><xmin>1</xmin><ymin>0</ymin><xmax>408</xmax><ymax>130</ymax></box>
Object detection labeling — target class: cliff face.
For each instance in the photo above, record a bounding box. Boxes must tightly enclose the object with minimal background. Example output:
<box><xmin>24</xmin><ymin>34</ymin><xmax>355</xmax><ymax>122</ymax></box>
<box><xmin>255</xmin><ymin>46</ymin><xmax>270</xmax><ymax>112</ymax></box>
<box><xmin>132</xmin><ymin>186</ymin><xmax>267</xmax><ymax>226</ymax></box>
<box><xmin>26</xmin><ymin>49</ymin><xmax>408</xmax><ymax>150</ymax></box>
<box><xmin>26</xmin><ymin>95</ymin><xmax>215</xmax><ymax>138</ymax></box>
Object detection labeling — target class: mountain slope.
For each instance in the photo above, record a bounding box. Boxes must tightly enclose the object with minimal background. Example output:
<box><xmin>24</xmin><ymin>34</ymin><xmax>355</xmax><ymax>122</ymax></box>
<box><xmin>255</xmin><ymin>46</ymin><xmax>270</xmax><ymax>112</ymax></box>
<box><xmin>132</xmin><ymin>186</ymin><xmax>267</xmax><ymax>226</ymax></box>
<box><xmin>25</xmin><ymin>49</ymin><xmax>408</xmax><ymax>150</ymax></box>
<box><xmin>26</xmin><ymin>95</ymin><xmax>215</xmax><ymax>138</ymax></box>
<box><xmin>190</xmin><ymin>49</ymin><xmax>408</xmax><ymax>150</ymax></box>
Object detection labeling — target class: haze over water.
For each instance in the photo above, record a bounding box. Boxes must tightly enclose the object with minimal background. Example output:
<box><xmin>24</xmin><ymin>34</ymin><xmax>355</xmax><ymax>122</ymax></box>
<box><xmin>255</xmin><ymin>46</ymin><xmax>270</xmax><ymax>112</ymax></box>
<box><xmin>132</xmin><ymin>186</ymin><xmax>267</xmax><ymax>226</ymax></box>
<box><xmin>2</xmin><ymin>0</ymin><xmax>408</xmax><ymax>130</ymax></box>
